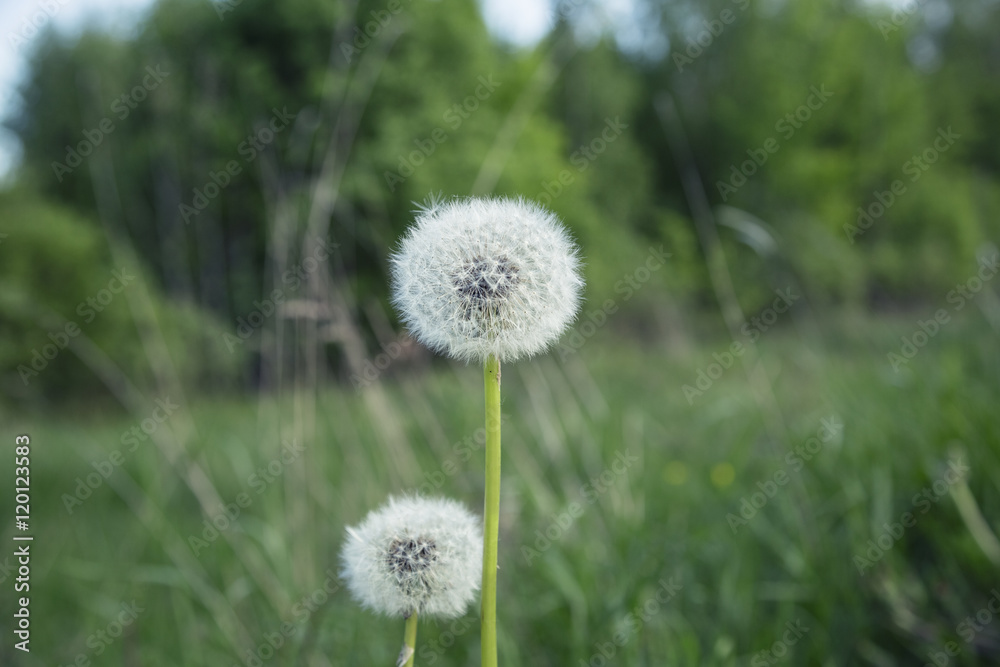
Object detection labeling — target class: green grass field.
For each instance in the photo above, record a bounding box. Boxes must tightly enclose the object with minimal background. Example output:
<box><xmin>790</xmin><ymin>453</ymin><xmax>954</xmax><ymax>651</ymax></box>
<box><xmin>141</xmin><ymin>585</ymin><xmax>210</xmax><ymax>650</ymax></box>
<box><xmin>3</xmin><ymin>313</ymin><xmax>999</xmax><ymax>666</ymax></box>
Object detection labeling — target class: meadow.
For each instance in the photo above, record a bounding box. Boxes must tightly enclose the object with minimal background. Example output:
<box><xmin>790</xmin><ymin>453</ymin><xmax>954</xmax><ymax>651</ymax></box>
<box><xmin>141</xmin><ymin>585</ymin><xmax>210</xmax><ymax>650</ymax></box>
<box><xmin>2</xmin><ymin>0</ymin><xmax>1000</xmax><ymax>664</ymax></box>
<box><xmin>4</xmin><ymin>310</ymin><xmax>998</xmax><ymax>667</ymax></box>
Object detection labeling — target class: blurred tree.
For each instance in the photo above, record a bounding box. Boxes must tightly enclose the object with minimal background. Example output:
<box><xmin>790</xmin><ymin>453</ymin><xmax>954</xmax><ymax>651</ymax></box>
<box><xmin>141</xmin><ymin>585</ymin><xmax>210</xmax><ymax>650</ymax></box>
<box><xmin>0</xmin><ymin>188</ymin><xmax>243</xmax><ymax>402</ymax></box>
<box><xmin>7</xmin><ymin>0</ymin><xmax>623</xmax><ymax>386</ymax></box>
<box><xmin>4</xmin><ymin>0</ymin><xmax>1000</xmax><ymax>397</ymax></box>
<box><xmin>637</xmin><ymin>0</ymin><xmax>1000</xmax><ymax>309</ymax></box>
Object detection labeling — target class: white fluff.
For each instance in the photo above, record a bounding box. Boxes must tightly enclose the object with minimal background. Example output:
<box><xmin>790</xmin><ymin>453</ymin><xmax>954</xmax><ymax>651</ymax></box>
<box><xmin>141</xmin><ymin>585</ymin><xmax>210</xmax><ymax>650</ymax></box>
<box><xmin>340</xmin><ymin>496</ymin><xmax>483</xmax><ymax>618</ymax></box>
<box><xmin>390</xmin><ymin>196</ymin><xmax>583</xmax><ymax>364</ymax></box>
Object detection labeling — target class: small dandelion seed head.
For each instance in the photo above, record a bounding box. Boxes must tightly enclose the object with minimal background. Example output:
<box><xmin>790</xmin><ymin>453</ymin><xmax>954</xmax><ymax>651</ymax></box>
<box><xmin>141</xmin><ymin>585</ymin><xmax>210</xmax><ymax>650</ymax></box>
<box><xmin>390</xmin><ymin>196</ymin><xmax>584</xmax><ymax>364</ymax></box>
<box><xmin>340</xmin><ymin>496</ymin><xmax>482</xmax><ymax>618</ymax></box>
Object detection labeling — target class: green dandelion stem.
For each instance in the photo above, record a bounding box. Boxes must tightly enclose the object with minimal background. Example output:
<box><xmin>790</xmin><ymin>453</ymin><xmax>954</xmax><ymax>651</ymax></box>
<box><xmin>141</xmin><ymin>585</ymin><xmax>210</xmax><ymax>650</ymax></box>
<box><xmin>402</xmin><ymin>611</ymin><xmax>418</xmax><ymax>667</ymax></box>
<box><xmin>481</xmin><ymin>354</ymin><xmax>501</xmax><ymax>667</ymax></box>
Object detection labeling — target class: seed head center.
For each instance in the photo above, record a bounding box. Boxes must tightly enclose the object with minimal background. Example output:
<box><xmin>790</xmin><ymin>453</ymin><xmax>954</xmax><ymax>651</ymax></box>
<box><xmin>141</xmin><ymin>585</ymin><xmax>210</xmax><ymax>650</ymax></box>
<box><xmin>454</xmin><ymin>255</ymin><xmax>519</xmax><ymax>306</ymax></box>
<box><xmin>387</xmin><ymin>536</ymin><xmax>438</xmax><ymax>575</ymax></box>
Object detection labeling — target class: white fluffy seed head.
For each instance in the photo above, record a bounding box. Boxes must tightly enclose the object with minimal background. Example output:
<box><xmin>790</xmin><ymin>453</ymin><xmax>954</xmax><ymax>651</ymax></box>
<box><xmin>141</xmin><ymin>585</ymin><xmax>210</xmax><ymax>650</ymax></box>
<box><xmin>340</xmin><ymin>496</ymin><xmax>483</xmax><ymax>619</ymax></box>
<box><xmin>390</xmin><ymin>196</ymin><xmax>584</xmax><ymax>364</ymax></box>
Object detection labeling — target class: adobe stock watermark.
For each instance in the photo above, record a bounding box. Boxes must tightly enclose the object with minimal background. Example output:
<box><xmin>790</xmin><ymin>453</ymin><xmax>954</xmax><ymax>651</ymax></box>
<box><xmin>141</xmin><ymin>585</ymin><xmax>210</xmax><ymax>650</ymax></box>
<box><xmin>716</xmin><ymin>85</ymin><xmax>833</xmax><ymax>202</ymax></box>
<box><xmin>671</xmin><ymin>0</ymin><xmax>750</xmax><ymax>72</ymax></box>
<box><xmin>556</xmin><ymin>245</ymin><xmax>670</xmax><ymax>359</ymax></box>
<box><xmin>57</xmin><ymin>601</ymin><xmax>144</xmax><ymax>667</ymax></box>
<box><xmin>521</xmin><ymin>449</ymin><xmax>639</xmax><ymax>565</ymax></box>
<box><xmin>844</xmin><ymin>127</ymin><xmax>960</xmax><ymax>243</ymax></box>
<box><xmin>214</xmin><ymin>0</ymin><xmax>247</xmax><ymax>19</ymax></box>
<box><xmin>417</xmin><ymin>615</ymin><xmax>477</xmax><ymax>665</ymax></box>
<box><xmin>534</xmin><ymin>116</ymin><xmax>628</xmax><ymax>206</ymax></box>
<box><xmin>18</xmin><ymin>268</ymin><xmax>137</xmax><ymax>386</ymax></box>
<box><xmin>0</xmin><ymin>556</ymin><xmax>18</xmax><ymax>585</ymax></box>
<box><xmin>188</xmin><ymin>440</ymin><xmax>306</xmax><ymax>556</ymax></box>
<box><xmin>874</xmin><ymin>0</ymin><xmax>925</xmax><ymax>39</ymax></box>
<box><xmin>924</xmin><ymin>589</ymin><xmax>1000</xmax><ymax>667</ymax></box>
<box><xmin>887</xmin><ymin>253</ymin><xmax>998</xmax><ymax>371</ymax></box>
<box><xmin>726</xmin><ymin>417</ymin><xmax>842</xmax><ymax>533</ymax></box>
<box><xmin>550</xmin><ymin>0</ymin><xmax>589</xmax><ymax>21</ymax></box>
<box><xmin>180</xmin><ymin>107</ymin><xmax>297</xmax><ymax>224</ymax></box>
<box><xmin>411</xmin><ymin>416</ymin><xmax>508</xmax><ymax>496</ymax></box>
<box><xmin>750</xmin><ymin>620</ymin><xmax>810</xmax><ymax>666</ymax></box>
<box><xmin>853</xmin><ymin>458</ymin><xmax>969</xmax><ymax>575</ymax></box>
<box><xmin>383</xmin><ymin>75</ymin><xmax>502</xmax><ymax>192</ymax></box>
<box><xmin>682</xmin><ymin>287</ymin><xmax>799</xmax><ymax>404</ymax></box>
<box><xmin>51</xmin><ymin>66</ymin><xmax>170</xmax><ymax>182</ymax></box>
<box><xmin>339</xmin><ymin>0</ymin><xmax>412</xmax><ymax>63</ymax></box>
<box><xmin>228</xmin><ymin>570</ymin><xmax>342</xmax><ymax>667</ymax></box>
<box><xmin>579</xmin><ymin>576</ymin><xmax>682</xmax><ymax>667</ymax></box>
<box><xmin>221</xmin><ymin>236</ymin><xmax>339</xmax><ymax>352</ymax></box>
<box><xmin>7</xmin><ymin>0</ymin><xmax>71</xmax><ymax>54</ymax></box>
<box><xmin>62</xmin><ymin>397</ymin><xmax>180</xmax><ymax>514</ymax></box>
<box><xmin>350</xmin><ymin>331</ymin><xmax>413</xmax><ymax>389</ymax></box>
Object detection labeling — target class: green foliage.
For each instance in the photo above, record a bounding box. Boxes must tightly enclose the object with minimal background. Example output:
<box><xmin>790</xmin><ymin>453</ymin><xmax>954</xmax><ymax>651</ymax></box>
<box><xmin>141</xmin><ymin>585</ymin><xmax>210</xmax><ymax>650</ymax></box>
<box><xmin>0</xmin><ymin>189</ymin><xmax>244</xmax><ymax>402</ymax></box>
<box><xmin>7</xmin><ymin>0</ymin><xmax>1000</xmax><ymax>339</ymax></box>
<box><xmin>2</xmin><ymin>0</ymin><xmax>999</xmax><ymax>664</ymax></box>
<box><xmin>642</xmin><ymin>0</ymin><xmax>1000</xmax><ymax>310</ymax></box>
<box><xmin>4</xmin><ymin>319</ymin><xmax>998</xmax><ymax>665</ymax></box>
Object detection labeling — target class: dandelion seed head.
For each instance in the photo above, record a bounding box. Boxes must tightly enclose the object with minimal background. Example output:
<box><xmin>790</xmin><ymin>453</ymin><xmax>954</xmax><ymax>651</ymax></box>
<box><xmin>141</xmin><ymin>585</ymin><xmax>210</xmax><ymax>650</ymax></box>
<box><xmin>390</xmin><ymin>196</ymin><xmax>583</xmax><ymax>364</ymax></box>
<box><xmin>340</xmin><ymin>496</ymin><xmax>482</xmax><ymax>618</ymax></box>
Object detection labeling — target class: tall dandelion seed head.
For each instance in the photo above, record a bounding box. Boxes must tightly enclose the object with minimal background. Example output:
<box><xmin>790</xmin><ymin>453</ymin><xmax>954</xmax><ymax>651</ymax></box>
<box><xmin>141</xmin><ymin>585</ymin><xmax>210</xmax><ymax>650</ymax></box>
<box><xmin>390</xmin><ymin>196</ymin><xmax>584</xmax><ymax>364</ymax></box>
<box><xmin>340</xmin><ymin>496</ymin><xmax>483</xmax><ymax>618</ymax></box>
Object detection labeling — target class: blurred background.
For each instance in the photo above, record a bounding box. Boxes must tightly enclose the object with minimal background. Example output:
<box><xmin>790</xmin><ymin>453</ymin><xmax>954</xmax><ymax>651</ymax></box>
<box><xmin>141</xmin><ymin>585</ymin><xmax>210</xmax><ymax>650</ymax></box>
<box><xmin>1</xmin><ymin>0</ymin><xmax>999</xmax><ymax>664</ymax></box>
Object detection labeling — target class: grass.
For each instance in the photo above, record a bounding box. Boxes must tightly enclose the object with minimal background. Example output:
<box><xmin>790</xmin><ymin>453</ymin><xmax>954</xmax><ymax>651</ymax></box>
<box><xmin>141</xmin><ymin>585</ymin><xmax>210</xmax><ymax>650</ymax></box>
<box><xmin>2</xmin><ymin>312</ymin><xmax>999</xmax><ymax>666</ymax></box>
